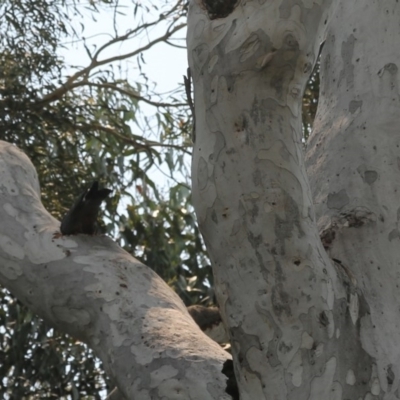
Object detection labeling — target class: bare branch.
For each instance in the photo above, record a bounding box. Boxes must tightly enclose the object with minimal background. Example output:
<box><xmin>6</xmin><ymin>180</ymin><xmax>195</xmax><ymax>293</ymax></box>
<box><xmin>37</xmin><ymin>18</ymin><xmax>186</xmax><ymax>105</ymax></box>
<box><xmin>75</xmin><ymin>122</ymin><xmax>192</xmax><ymax>154</ymax></box>
<box><xmin>84</xmin><ymin>82</ymin><xmax>187</xmax><ymax>108</ymax></box>
<box><xmin>93</xmin><ymin>1</ymin><xmax>183</xmax><ymax>60</ymax></box>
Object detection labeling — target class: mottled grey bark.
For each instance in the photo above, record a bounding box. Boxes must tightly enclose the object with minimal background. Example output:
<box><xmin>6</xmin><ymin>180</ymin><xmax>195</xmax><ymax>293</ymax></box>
<box><xmin>0</xmin><ymin>141</ymin><xmax>231</xmax><ymax>399</ymax></box>
<box><xmin>306</xmin><ymin>1</ymin><xmax>400</xmax><ymax>397</ymax></box>
<box><xmin>188</xmin><ymin>0</ymin><xmax>398</xmax><ymax>398</ymax></box>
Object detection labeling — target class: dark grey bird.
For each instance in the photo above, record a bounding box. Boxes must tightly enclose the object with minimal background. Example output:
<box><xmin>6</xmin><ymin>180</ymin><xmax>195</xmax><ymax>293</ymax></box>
<box><xmin>60</xmin><ymin>181</ymin><xmax>112</xmax><ymax>235</ymax></box>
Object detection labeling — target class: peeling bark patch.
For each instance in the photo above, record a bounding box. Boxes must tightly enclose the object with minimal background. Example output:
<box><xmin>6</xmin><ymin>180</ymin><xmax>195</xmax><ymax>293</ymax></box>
<box><xmin>52</xmin><ymin>306</ymin><xmax>91</xmax><ymax>325</ymax></box>
<box><xmin>0</xmin><ymin>234</ymin><xmax>25</xmax><ymax>259</ymax></box>
<box><xmin>150</xmin><ymin>365</ymin><xmax>179</xmax><ymax>388</ymax></box>
<box><xmin>357</xmin><ymin>165</ymin><xmax>378</xmax><ymax>185</ymax></box>
<box><xmin>378</xmin><ymin>62</ymin><xmax>398</xmax><ymax>77</ymax></box>
<box><xmin>208</xmin><ymin>54</ymin><xmax>218</xmax><ymax>73</ymax></box>
<box><xmin>202</xmin><ymin>0</ymin><xmax>239</xmax><ymax>20</ymax></box>
<box><xmin>250</xmin><ymin>201</ymin><xmax>260</xmax><ymax>223</ymax></box>
<box><xmin>255</xmin><ymin>51</ymin><xmax>277</xmax><ymax>70</ymax></box>
<box><xmin>267</xmin><ymin>34</ymin><xmax>299</xmax><ymax>99</ymax></box>
<box><xmin>3</xmin><ymin>202</ymin><xmax>18</xmax><ymax>218</ymax></box>
<box><xmin>278</xmin><ymin>340</ymin><xmax>293</xmax><ymax>354</ymax></box>
<box><xmin>309</xmin><ymin>357</ymin><xmax>339</xmax><ymax>399</ymax></box>
<box><xmin>339</xmin><ymin>34</ymin><xmax>356</xmax><ymax>89</ymax></box>
<box><xmin>192</xmin><ymin>43</ymin><xmax>209</xmax><ymax>72</ymax></box>
<box><xmin>252</xmin><ymin>168</ymin><xmax>262</xmax><ymax>186</ymax></box>
<box><xmin>247</xmin><ymin>231</ymin><xmax>262</xmax><ymax>249</ymax></box>
<box><xmin>234</xmin><ymin>115</ymin><xmax>250</xmax><ymax>145</ymax></box>
<box><xmin>278</xmin><ymin>0</ymin><xmax>307</xmax><ymax>20</ymax></box>
<box><xmin>299</xmin><ymin>298</ymin><xmax>374</xmax><ymax>399</ymax></box>
<box><xmin>200</xmin><ymin>23</ymin><xmax>274</xmax><ymax>106</ymax></box>
<box><xmin>231</xmin><ymin>219</ymin><xmax>241</xmax><ymax>236</ymax></box>
<box><xmin>230</xmin><ymin>325</ymin><xmax>263</xmax><ymax>363</ymax></box>
<box><xmin>339</xmin><ymin>207</ymin><xmax>376</xmax><ymax>227</ymax></box>
<box><xmin>250</xmin><ymin>97</ymin><xmax>278</xmax><ymax>126</ymax></box>
<box><xmin>283</xmin><ymin>33</ymin><xmax>299</xmax><ymax>51</ymax></box>
<box><xmin>371</xmin><ymin>376</ymin><xmax>380</xmax><ymax>396</ymax></box>
<box><xmin>327</xmin><ymin>189</ymin><xmax>349</xmax><ymax>210</ymax></box>
<box><xmin>194</xmin><ymin>19</ymin><xmax>205</xmax><ymax>39</ymax></box>
<box><xmin>211</xmin><ymin>131</ymin><xmax>226</xmax><ymax>164</ymax></box>
<box><xmin>274</xmin><ymin>191</ymin><xmax>304</xmax><ymax>253</ymax></box>
<box><xmin>271</xmin><ymin>285</ymin><xmax>292</xmax><ymax>318</ymax></box>
<box><xmin>320</xmin><ymin>227</ymin><xmax>336</xmax><ymax>249</ymax></box>
<box><xmin>210</xmin><ymin>75</ymin><xmax>219</xmax><ymax>104</ymax></box>
<box><xmin>0</xmin><ymin>163</ymin><xmax>19</xmax><ymax>195</ymax></box>
<box><xmin>0</xmin><ymin>258</ymin><xmax>22</xmax><ymax>279</ymax></box>
<box><xmin>363</xmin><ymin>170</ymin><xmax>378</xmax><ymax>185</ymax></box>
<box><xmin>318</xmin><ymin>311</ymin><xmax>329</xmax><ymax>327</ymax></box>
<box><xmin>386</xmin><ymin>364</ymin><xmax>394</xmax><ymax>387</ymax></box>
<box><xmin>240</xmin><ymin>33</ymin><xmax>261</xmax><ymax>63</ymax></box>
<box><xmin>197</xmin><ymin>157</ymin><xmax>209</xmax><ymax>190</ymax></box>
<box><xmin>266</xmin><ymin>322</ymin><xmax>282</xmax><ymax>368</ymax></box>
<box><xmin>301</xmin><ymin>331</ymin><xmax>314</xmax><ymax>349</ymax></box>
<box><xmin>309</xmin><ymin>342</ymin><xmax>324</xmax><ymax>366</ymax></box>
<box><xmin>346</xmin><ymin>369</ymin><xmax>356</xmax><ymax>385</ymax></box>
<box><xmin>211</xmin><ymin>209</ymin><xmax>218</xmax><ymax>224</ymax></box>
<box><xmin>388</xmin><ymin>229</ymin><xmax>400</xmax><ymax>241</ymax></box>
<box><xmin>349</xmin><ymin>99</ymin><xmax>362</xmax><ymax>114</ymax></box>
<box><xmin>349</xmin><ymin>293</ymin><xmax>359</xmax><ymax>325</ymax></box>
<box><xmin>321</xmin><ymin>279</ymin><xmax>335</xmax><ymax>310</ymax></box>
<box><xmin>287</xmin><ymin>351</ymin><xmax>303</xmax><ymax>387</ymax></box>
<box><xmin>250</xmin><ymin>97</ymin><xmax>261</xmax><ymax>125</ymax></box>
<box><xmin>333</xmin><ymin>259</ymin><xmax>357</xmax><ymax>288</ymax></box>
<box><xmin>26</xmin><ymin>232</ymin><xmax>73</xmax><ymax>264</ymax></box>
<box><xmin>247</xmin><ymin>231</ymin><xmax>266</xmax><ymax>271</ymax></box>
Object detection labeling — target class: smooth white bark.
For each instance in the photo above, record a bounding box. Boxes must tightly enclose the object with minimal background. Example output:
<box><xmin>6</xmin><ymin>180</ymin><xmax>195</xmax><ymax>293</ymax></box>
<box><xmin>188</xmin><ymin>0</ymin><xmax>395</xmax><ymax>398</ymax></box>
<box><xmin>0</xmin><ymin>141</ymin><xmax>231</xmax><ymax>399</ymax></box>
<box><xmin>306</xmin><ymin>1</ymin><xmax>400</xmax><ymax>396</ymax></box>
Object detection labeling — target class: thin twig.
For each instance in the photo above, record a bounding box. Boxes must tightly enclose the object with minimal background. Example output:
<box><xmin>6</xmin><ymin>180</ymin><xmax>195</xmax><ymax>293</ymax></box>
<box><xmin>37</xmin><ymin>21</ymin><xmax>186</xmax><ymax>105</ymax></box>
<box><xmin>82</xmin><ymin>82</ymin><xmax>187</xmax><ymax>108</ymax></box>
<box><xmin>75</xmin><ymin>122</ymin><xmax>192</xmax><ymax>154</ymax></box>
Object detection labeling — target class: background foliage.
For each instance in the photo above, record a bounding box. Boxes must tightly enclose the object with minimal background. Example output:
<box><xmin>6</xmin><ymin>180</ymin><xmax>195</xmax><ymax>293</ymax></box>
<box><xmin>0</xmin><ymin>1</ymin><xmax>319</xmax><ymax>398</ymax></box>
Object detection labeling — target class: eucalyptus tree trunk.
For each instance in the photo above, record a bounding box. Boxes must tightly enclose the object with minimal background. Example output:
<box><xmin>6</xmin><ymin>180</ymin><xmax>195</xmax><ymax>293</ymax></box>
<box><xmin>188</xmin><ymin>0</ymin><xmax>400</xmax><ymax>398</ymax></box>
<box><xmin>307</xmin><ymin>1</ymin><xmax>400</xmax><ymax>397</ymax></box>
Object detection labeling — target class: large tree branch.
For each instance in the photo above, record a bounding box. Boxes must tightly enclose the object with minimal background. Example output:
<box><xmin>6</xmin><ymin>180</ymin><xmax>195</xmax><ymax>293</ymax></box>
<box><xmin>0</xmin><ymin>141</ymin><xmax>230</xmax><ymax>399</ymax></box>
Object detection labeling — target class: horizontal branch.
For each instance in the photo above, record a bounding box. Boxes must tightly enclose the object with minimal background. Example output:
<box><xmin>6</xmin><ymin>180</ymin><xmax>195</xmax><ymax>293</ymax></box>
<box><xmin>0</xmin><ymin>140</ymin><xmax>229</xmax><ymax>399</ymax></box>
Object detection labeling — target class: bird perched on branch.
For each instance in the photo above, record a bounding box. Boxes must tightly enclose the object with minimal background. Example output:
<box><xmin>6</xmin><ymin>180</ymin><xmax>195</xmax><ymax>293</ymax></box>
<box><xmin>60</xmin><ymin>181</ymin><xmax>112</xmax><ymax>235</ymax></box>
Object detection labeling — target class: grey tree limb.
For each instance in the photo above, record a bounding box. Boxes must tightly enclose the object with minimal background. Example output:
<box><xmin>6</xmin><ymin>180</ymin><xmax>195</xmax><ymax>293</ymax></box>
<box><xmin>0</xmin><ymin>141</ymin><xmax>231</xmax><ymax>399</ymax></box>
